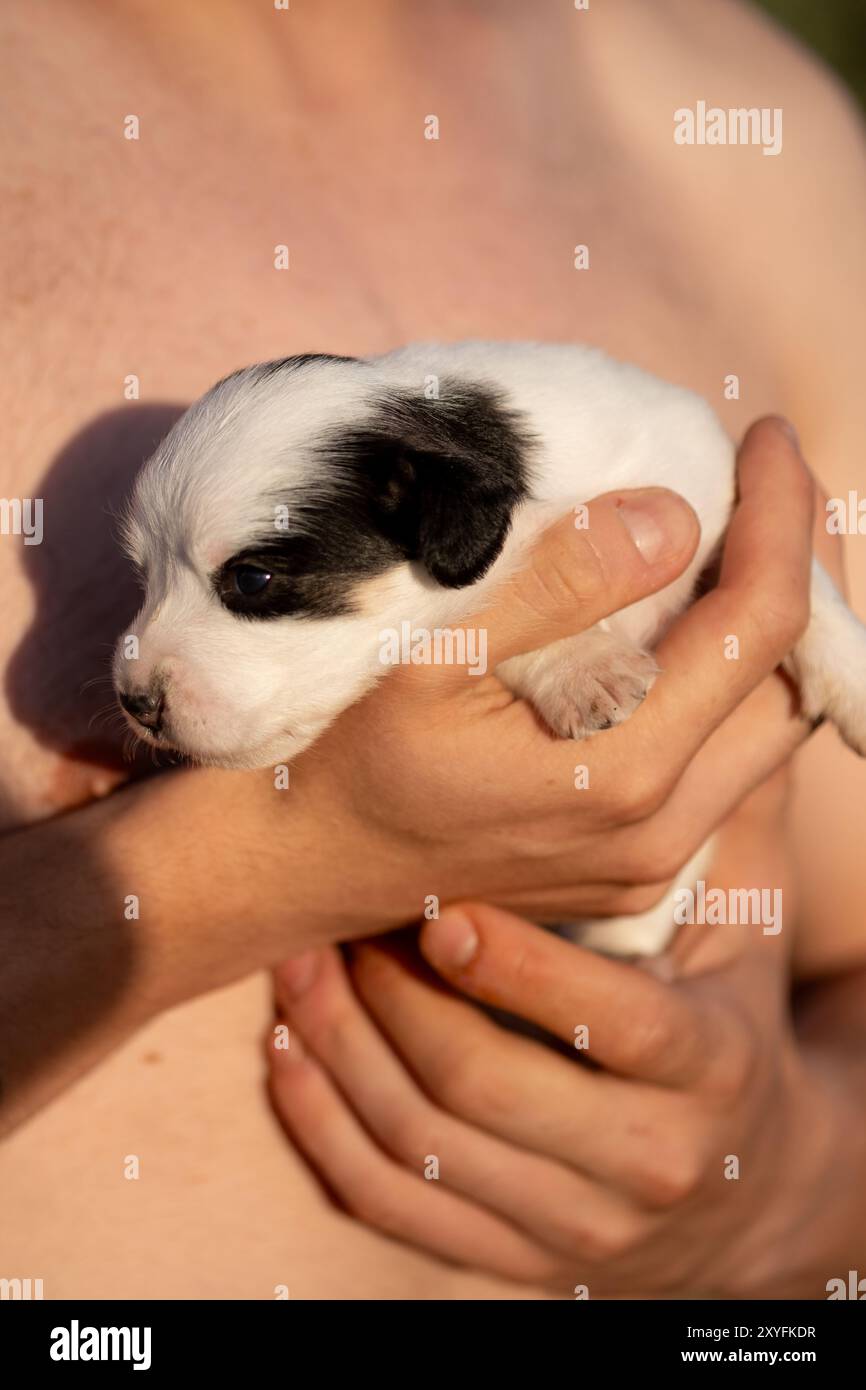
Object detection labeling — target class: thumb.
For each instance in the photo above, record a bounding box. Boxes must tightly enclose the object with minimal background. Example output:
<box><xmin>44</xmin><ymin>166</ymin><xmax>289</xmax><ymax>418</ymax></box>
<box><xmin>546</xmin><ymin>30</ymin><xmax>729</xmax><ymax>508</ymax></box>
<box><xmin>482</xmin><ymin>487</ymin><xmax>700</xmax><ymax>665</ymax></box>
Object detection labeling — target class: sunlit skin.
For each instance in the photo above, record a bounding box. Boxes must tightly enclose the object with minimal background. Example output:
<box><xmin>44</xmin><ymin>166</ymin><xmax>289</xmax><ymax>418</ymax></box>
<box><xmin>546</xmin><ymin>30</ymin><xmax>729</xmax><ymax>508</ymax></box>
<box><xmin>2</xmin><ymin>0</ymin><xmax>866</xmax><ymax>1297</ymax></box>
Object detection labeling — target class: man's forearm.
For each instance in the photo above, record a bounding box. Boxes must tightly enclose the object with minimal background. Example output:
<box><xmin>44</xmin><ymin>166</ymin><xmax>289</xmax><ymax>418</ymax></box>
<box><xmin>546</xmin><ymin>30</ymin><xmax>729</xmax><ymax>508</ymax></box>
<box><xmin>0</xmin><ymin>771</ymin><xmax>252</xmax><ymax>1132</ymax></box>
<box><xmin>0</xmin><ymin>764</ymin><xmax>412</xmax><ymax>1136</ymax></box>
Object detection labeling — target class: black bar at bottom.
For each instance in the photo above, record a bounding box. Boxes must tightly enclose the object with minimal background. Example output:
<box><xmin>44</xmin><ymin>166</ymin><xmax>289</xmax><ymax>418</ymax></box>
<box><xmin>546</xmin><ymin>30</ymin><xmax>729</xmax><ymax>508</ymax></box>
<box><xmin>0</xmin><ymin>1296</ymin><xmax>861</xmax><ymax>1375</ymax></box>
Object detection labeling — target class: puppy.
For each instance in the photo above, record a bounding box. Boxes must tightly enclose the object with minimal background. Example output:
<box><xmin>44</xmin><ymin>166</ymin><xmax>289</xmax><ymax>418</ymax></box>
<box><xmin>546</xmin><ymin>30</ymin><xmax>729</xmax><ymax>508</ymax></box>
<box><xmin>114</xmin><ymin>343</ymin><xmax>866</xmax><ymax>956</ymax></box>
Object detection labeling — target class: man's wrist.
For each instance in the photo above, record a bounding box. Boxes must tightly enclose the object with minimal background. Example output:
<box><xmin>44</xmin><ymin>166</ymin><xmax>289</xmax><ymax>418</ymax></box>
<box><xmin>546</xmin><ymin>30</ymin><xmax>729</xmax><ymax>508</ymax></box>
<box><xmin>110</xmin><ymin>762</ymin><xmax>432</xmax><ymax>1012</ymax></box>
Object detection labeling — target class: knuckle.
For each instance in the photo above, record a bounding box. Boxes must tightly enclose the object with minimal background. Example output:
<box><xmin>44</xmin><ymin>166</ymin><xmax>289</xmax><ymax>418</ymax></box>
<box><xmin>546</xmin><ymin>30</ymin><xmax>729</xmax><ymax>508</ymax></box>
<box><xmin>608</xmin><ymin>769</ymin><xmax>671</xmax><ymax>827</ymax></box>
<box><xmin>572</xmin><ymin>529</ymin><xmax>612</xmax><ymax>601</ymax></box>
<box><xmin>751</xmin><ymin>589</ymin><xmax>808</xmax><ymax>652</ymax></box>
<box><xmin>569</xmin><ymin>1218</ymin><xmax>643</xmax><ymax>1263</ymax></box>
<box><xmin>533</xmin><ymin>1254</ymin><xmax>577</xmax><ymax>1290</ymax></box>
<box><xmin>638</xmin><ymin>1149</ymin><xmax>704</xmax><ymax>1209</ymax></box>
<box><xmin>514</xmin><ymin>553</ymin><xmax>589</xmax><ymax>625</ymax></box>
<box><xmin>436</xmin><ymin>1059</ymin><xmax>519</xmax><ymax>1125</ymax></box>
<box><xmin>513</xmin><ymin>521</ymin><xmax>616</xmax><ymax>630</ymax></box>
<box><xmin>623</xmin><ymin>831</ymin><xmax>693</xmax><ymax>887</ymax></box>
<box><xmin>347</xmin><ymin>1195</ymin><xmax>399</xmax><ymax>1235</ymax></box>
<box><xmin>343</xmin><ymin>1181</ymin><xmax>405</xmax><ymax>1235</ymax></box>
<box><xmin>426</xmin><ymin>1045</ymin><xmax>487</xmax><ymax>1114</ymax></box>
<box><xmin>300</xmin><ymin>995</ymin><xmax>358</xmax><ymax>1061</ymax></box>
<box><xmin>376</xmin><ymin>1107</ymin><xmax>428</xmax><ymax>1164</ymax></box>
<box><xmin>565</xmin><ymin>525</ymin><xmax>613</xmax><ymax>602</ymax></box>
<box><xmin>616</xmin><ymin>1011</ymin><xmax>678</xmax><ymax>1076</ymax></box>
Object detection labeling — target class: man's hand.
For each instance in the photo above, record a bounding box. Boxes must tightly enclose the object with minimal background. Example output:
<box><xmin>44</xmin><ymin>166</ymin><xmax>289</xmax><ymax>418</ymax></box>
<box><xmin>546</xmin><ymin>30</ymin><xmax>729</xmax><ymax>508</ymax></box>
<box><xmin>267</xmin><ymin>789</ymin><xmax>866</xmax><ymax>1295</ymax></box>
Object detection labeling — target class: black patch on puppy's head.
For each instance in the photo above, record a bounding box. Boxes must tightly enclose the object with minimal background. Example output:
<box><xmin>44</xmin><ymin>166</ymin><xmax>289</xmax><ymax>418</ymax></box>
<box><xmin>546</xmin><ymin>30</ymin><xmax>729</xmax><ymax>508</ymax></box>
<box><xmin>333</xmin><ymin>381</ymin><xmax>533</xmax><ymax>590</ymax></box>
<box><xmin>216</xmin><ymin>379</ymin><xmax>534</xmax><ymax>620</ymax></box>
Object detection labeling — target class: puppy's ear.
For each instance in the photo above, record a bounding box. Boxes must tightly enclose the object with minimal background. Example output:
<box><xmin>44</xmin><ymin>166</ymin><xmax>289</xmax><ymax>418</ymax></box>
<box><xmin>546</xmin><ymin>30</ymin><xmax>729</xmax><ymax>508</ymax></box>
<box><xmin>333</xmin><ymin>383</ymin><xmax>533</xmax><ymax>588</ymax></box>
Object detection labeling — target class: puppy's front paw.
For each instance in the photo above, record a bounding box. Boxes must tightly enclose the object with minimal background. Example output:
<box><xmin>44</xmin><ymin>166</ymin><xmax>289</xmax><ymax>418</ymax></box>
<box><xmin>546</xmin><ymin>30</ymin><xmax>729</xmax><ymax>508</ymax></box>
<box><xmin>793</xmin><ymin>636</ymin><xmax>866</xmax><ymax>757</ymax></box>
<box><xmin>499</xmin><ymin>632</ymin><xmax>659</xmax><ymax>741</ymax></box>
<box><xmin>535</xmin><ymin>645</ymin><xmax>659</xmax><ymax>740</ymax></box>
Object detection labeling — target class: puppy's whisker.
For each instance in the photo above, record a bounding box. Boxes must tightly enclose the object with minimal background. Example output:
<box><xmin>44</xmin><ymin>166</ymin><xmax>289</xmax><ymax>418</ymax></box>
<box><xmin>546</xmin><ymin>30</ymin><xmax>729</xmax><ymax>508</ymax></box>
<box><xmin>87</xmin><ymin>700</ymin><xmax>124</xmax><ymax>730</ymax></box>
<box><xmin>79</xmin><ymin>673</ymin><xmax>116</xmax><ymax>696</ymax></box>
<box><xmin>122</xmin><ymin>731</ymin><xmax>142</xmax><ymax>764</ymax></box>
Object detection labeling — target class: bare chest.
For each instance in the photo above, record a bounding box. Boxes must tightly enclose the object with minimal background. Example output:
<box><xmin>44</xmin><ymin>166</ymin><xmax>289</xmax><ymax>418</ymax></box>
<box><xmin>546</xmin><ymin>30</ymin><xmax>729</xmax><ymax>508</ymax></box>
<box><xmin>2</xmin><ymin>93</ymin><xmax>775</xmax><ymax>821</ymax></box>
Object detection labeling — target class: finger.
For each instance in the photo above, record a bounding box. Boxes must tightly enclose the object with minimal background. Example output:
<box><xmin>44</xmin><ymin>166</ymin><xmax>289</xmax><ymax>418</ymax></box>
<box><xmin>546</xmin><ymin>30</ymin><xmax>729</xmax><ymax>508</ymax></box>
<box><xmin>430</xmin><ymin>669</ymin><xmax>802</xmax><ymax>907</ymax></box>
<box><xmin>633</xmin><ymin>669</ymin><xmax>806</xmax><ymax>863</ymax></box>
<box><xmin>273</xmin><ymin>951</ymin><xmax>650</xmax><ymax>1261</ymax></box>
<box><xmin>447</xmin><ymin>487</ymin><xmax>700</xmax><ymax>674</ymax></box>
<box><xmin>566</xmin><ymin>665</ymin><xmax>806</xmax><ymax>894</ymax></box>
<box><xmin>514</xmin><ymin>668</ymin><xmax>807</xmax><ymax>904</ymax></box>
<box><xmin>348</xmin><ymin>940</ymin><xmax>713</xmax><ymax>1206</ymax></box>
<box><xmin>265</xmin><ymin>984</ymin><xmax>563</xmax><ymax>1285</ymax></box>
<box><xmin>636</xmin><ymin>417</ymin><xmax>814</xmax><ymax>771</ymax></box>
<box><xmin>419</xmin><ymin>903</ymin><xmax>717</xmax><ymax>1087</ymax></box>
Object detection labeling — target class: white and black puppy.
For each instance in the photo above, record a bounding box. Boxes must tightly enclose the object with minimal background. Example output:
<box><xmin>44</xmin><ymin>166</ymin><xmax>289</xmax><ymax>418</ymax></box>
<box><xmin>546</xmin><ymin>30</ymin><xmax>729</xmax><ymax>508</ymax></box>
<box><xmin>114</xmin><ymin>342</ymin><xmax>866</xmax><ymax>954</ymax></box>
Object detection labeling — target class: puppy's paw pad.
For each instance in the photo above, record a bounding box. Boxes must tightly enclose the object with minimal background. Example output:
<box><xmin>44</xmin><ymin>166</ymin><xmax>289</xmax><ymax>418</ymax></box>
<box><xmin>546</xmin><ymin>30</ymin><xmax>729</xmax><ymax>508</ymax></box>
<box><xmin>532</xmin><ymin>647</ymin><xmax>659</xmax><ymax>741</ymax></box>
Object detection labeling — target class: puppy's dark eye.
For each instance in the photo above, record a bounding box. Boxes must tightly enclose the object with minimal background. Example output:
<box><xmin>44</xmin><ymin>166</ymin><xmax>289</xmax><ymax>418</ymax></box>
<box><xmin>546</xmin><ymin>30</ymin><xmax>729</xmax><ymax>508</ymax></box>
<box><xmin>216</xmin><ymin>544</ymin><xmax>312</xmax><ymax>619</ymax></box>
<box><xmin>232</xmin><ymin>565</ymin><xmax>272</xmax><ymax>596</ymax></box>
<box><xmin>216</xmin><ymin>561</ymin><xmax>276</xmax><ymax>613</ymax></box>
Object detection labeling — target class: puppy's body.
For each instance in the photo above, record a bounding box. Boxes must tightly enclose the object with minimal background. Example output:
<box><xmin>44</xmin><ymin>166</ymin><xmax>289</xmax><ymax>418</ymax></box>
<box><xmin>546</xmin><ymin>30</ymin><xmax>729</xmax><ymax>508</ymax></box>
<box><xmin>115</xmin><ymin>342</ymin><xmax>866</xmax><ymax>956</ymax></box>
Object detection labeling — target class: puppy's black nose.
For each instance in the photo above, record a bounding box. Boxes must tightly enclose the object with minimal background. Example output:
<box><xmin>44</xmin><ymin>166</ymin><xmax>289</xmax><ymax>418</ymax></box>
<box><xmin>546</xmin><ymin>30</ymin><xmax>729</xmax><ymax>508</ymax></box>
<box><xmin>120</xmin><ymin>688</ymin><xmax>165</xmax><ymax>733</ymax></box>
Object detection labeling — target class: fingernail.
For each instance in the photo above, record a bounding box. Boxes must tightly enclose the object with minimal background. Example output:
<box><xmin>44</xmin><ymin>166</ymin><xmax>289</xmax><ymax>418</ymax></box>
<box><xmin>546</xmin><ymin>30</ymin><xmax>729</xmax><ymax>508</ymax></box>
<box><xmin>616</xmin><ymin>490</ymin><xmax>694</xmax><ymax>566</ymax></box>
<box><xmin>423</xmin><ymin>910</ymin><xmax>479</xmax><ymax>971</ymax></box>
<box><xmin>277</xmin><ymin>952</ymin><xmax>319</xmax><ymax>999</ymax></box>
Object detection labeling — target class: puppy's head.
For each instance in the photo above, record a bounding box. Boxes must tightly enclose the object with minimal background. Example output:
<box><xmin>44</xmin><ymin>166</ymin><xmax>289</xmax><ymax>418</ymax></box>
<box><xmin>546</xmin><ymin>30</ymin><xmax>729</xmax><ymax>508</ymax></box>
<box><xmin>113</xmin><ymin>353</ymin><xmax>531</xmax><ymax>767</ymax></box>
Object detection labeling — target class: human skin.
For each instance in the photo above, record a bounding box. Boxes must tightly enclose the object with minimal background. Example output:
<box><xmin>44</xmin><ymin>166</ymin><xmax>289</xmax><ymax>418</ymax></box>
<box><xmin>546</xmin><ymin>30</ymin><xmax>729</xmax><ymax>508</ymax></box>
<box><xmin>2</xmin><ymin>0</ymin><xmax>866</xmax><ymax>1298</ymax></box>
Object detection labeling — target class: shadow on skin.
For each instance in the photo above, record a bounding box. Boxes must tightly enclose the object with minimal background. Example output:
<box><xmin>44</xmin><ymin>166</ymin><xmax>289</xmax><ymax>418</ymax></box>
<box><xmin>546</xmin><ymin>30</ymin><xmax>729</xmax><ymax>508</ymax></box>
<box><xmin>3</xmin><ymin>403</ymin><xmax>187</xmax><ymax>1098</ymax></box>
<box><xmin>6</xmin><ymin>403</ymin><xmax>186</xmax><ymax>764</ymax></box>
